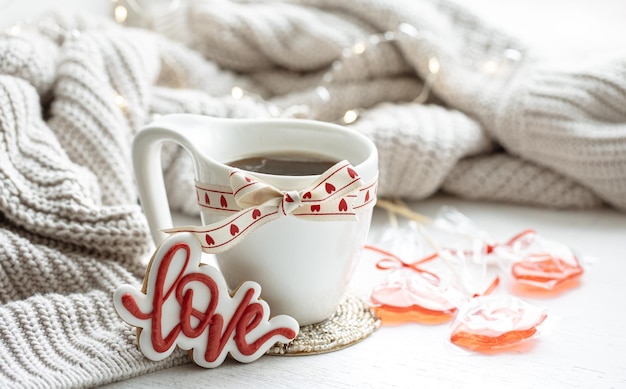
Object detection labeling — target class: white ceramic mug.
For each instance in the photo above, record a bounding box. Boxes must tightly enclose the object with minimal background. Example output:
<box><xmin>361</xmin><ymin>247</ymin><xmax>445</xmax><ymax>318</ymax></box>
<box><xmin>133</xmin><ymin>114</ymin><xmax>378</xmax><ymax>325</ymax></box>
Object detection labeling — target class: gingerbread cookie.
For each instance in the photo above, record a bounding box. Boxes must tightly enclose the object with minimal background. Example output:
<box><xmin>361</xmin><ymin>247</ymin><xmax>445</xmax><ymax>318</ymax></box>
<box><xmin>113</xmin><ymin>232</ymin><xmax>299</xmax><ymax>368</ymax></box>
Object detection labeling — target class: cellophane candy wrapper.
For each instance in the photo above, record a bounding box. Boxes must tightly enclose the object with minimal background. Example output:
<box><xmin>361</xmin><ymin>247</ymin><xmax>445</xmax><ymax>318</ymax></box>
<box><xmin>449</xmin><ymin>295</ymin><xmax>548</xmax><ymax>353</ymax></box>
<box><xmin>428</xmin><ymin>207</ymin><xmax>500</xmax><ymax>297</ymax></box>
<box><xmin>369</xmin><ymin>254</ymin><xmax>465</xmax><ymax>324</ymax></box>
<box><xmin>433</xmin><ymin>208</ymin><xmax>584</xmax><ymax>291</ymax></box>
<box><xmin>492</xmin><ymin>229</ymin><xmax>584</xmax><ymax>290</ymax></box>
<box><xmin>367</xmin><ymin>220</ymin><xmax>461</xmax><ymax>324</ymax></box>
<box><xmin>368</xmin><ymin>209</ymin><xmax>499</xmax><ymax>324</ymax></box>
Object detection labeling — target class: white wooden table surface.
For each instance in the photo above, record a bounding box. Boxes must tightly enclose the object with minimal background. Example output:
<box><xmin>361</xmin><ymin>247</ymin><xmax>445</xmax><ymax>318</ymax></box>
<box><xmin>106</xmin><ymin>194</ymin><xmax>626</xmax><ymax>388</ymax></box>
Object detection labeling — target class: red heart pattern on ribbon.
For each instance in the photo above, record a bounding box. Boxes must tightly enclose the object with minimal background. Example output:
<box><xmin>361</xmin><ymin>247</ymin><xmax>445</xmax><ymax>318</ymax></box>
<box><xmin>164</xmin><ymin>160</ymin><xmax>377</xmax><ymax>254</ymax></box>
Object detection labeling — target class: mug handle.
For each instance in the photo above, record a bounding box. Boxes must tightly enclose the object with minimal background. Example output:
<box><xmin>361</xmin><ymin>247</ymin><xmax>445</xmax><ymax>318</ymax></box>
<box><xmin>132</xmin><ymin>120</ymin><xmax>199</xmax><ymax>245</ymax></box>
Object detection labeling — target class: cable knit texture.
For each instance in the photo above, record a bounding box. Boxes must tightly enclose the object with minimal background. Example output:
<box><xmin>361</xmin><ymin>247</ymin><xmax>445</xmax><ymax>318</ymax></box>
<box><xmin>0</xmin><ymin>0</ymin><xmax>624</xmax><ymax>387</ymax></box>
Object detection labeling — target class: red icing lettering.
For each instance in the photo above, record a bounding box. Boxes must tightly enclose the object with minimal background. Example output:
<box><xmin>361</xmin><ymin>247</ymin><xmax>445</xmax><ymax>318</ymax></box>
<box><xmin>116</xmin><ymin>236</ymin><xmax>298</xmax><ymax>367</ymax></box>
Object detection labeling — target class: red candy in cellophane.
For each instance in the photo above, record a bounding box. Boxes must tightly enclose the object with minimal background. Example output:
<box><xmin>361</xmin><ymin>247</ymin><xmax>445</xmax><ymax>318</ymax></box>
<box><xmin>367</xmin><ymin>246</ymin><xmax>499</xmax><ymax>325</ymax></box>
<box><xmin>368</xmin><ymin>247</ymin><xmax>461</xmax><ymax>324</ymax></box>
<box><xmin>449</xmin><ymin>295</ymin><xmax>547</xmax><ymax>353</ymax></box>
<box><xmin>493</xmin><ymin>229</ymin><xmax>584</xmax><ymax>291</ymax></box>
<box><xmin>370</xmin><ymin>268</ymin><xmax>459</xmax><ymax>324</ymax></box>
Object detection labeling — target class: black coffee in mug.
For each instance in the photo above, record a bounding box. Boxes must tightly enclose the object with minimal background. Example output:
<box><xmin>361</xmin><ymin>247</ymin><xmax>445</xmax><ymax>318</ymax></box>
<box><xmin>227</xmin><ymin>152</ymin><xmax>338</xmax><ymax>176</ymax></box>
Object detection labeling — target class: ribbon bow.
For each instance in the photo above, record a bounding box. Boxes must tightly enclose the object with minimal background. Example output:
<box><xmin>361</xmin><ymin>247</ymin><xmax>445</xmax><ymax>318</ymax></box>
<box><xmin>164</xmin><ymin>160</ymin><xmax>376</xmax><ymax>254</ymax></box>
<box><xmin>369</xmin><ymin>246</ymin><xmax>441</xmax><ymax>283</ymax></box>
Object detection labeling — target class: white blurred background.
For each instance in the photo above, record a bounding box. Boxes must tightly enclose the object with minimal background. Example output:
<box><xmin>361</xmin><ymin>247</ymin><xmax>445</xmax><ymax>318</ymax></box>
<box><xmin>467</xmin><ymin>0</ymin><xmax>626</xmax><ymax>57</ymax></box>
<box><xmin>1</xmin><ymin>0</ymin><xmax>625</xmax><ymax>60</ymax></box>
<box><xmin>0</xmin><ymin>0</ymin><xmax>110</xmax><ymax>27</ymax></box>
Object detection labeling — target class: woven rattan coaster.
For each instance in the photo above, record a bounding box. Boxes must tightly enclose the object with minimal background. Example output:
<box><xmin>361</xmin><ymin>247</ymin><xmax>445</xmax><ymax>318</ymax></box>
<box><xmin>266</xmin><ymin>293</ymin><xmax>380</xmax><ymax>355</ymax></box>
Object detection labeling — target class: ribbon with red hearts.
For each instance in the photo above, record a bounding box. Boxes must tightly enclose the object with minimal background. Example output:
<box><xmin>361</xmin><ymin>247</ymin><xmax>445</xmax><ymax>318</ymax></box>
<box><xmin>163</xmin><ymin>160</ymin><xmax>377</xmax><ymax>253</ymax></box>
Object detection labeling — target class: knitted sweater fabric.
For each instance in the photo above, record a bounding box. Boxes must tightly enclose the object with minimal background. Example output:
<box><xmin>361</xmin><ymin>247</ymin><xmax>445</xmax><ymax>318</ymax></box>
<box><xmin>1</xmin><ymin>0</ymin><xmax>625</xmax><ymax>387</ymax></box>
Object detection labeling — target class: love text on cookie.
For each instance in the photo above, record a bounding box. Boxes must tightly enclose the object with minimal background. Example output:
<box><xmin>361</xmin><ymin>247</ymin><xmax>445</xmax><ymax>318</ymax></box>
<box><xmin>113</xmin><ymin>232</ymin><xmax>299</xmax><ymax>367</ymax></box>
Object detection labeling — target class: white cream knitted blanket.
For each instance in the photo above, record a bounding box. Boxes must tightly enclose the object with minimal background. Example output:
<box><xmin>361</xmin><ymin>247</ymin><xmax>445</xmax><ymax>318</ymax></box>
<box><xmin>1</xmin><ymin>0</ymin><xmax>625</xmax><ymax>387</ymax></box>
